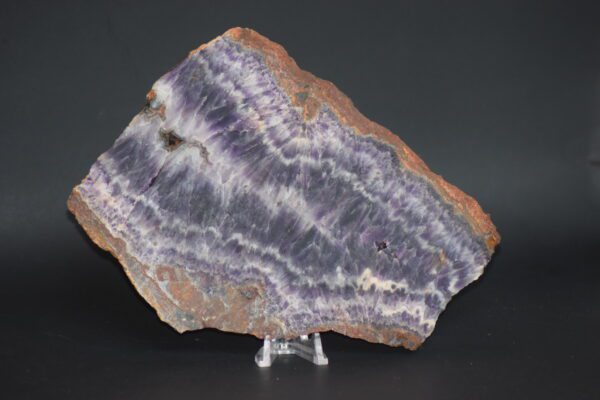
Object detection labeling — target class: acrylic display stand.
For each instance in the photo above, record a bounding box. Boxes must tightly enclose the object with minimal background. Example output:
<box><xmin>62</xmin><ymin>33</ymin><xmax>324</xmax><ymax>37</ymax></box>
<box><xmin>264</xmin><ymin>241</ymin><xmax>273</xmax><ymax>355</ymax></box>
<box><xmin>255</xmin><ymin>333</ymin><xmax>329</xmax><ymax>367</ymax></box>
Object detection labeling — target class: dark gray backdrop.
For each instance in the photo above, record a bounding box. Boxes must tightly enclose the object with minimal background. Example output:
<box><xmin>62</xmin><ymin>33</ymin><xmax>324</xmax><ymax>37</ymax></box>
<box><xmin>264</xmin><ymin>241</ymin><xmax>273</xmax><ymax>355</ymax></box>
<box><xmin>1</xmin><ymin>1</ymin><xmax>599</xmax><ymax>399</ymax></box>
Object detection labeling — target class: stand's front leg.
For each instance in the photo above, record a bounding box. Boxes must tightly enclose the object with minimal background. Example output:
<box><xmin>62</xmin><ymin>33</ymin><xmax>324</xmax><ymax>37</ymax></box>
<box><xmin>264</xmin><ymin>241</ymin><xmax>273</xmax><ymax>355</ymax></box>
<box><xmin>255</xmin><ymin>336</ymin><xmax>275</xmax><ymax>367</ymax></box>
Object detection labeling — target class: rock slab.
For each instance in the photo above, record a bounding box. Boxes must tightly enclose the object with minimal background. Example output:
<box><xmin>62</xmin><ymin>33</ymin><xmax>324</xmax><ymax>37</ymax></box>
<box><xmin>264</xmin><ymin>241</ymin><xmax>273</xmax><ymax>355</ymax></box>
<box><xmin>68</xmin><ymin>28</ymin><xmax>500</xmax><ymax>349</ymax></box>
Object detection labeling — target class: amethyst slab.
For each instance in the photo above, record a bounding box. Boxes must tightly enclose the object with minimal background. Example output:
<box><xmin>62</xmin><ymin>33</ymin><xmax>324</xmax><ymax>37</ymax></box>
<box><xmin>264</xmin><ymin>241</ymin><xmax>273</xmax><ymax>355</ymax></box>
<box><xmin>68</xmin><ymin>28</ymin><xmax>500</xmax><ymax>349</ymax></box>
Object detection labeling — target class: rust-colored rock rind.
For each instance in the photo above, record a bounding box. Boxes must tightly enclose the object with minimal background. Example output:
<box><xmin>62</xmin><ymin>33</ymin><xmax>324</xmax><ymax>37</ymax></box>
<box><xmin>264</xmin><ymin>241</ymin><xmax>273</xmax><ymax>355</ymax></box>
<box><xmin>68</xmin><ymin>188</ymin><xmax>424</xmax><ymax>349</ymax></box>
<box><xmin>68</xmin><ymin>188</ymin><xmax>190</xmax><ymax>333</ymax></box>
<box><xmin>218</xmin><ymin>27</ymin><xmax>500</xmax><ymax>253</ymax></box>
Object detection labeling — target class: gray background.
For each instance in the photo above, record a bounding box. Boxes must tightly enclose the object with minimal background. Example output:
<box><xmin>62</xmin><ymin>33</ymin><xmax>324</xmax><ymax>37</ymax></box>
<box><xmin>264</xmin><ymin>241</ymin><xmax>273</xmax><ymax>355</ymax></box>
<box><xmin>1</xmin><ymin>1</ymin><xmax>599</xmax><ymax>399</ymax></box>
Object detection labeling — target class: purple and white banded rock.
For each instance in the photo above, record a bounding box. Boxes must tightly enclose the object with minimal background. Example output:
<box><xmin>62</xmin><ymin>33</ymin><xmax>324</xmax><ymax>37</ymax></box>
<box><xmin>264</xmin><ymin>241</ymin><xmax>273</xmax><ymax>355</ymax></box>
<box><xmin>68</xmin><ymin>28</ymin><xmax>500</xmax><ymax>349</ymax></box>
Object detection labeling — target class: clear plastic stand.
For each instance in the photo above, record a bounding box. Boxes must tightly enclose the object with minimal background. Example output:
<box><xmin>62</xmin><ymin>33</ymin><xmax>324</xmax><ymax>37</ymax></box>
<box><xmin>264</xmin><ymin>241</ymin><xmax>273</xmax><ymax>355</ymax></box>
<box><xmin>255</xmin><ymin>333</ymin><xmax>329</xmax><ymax>367</ymax></box>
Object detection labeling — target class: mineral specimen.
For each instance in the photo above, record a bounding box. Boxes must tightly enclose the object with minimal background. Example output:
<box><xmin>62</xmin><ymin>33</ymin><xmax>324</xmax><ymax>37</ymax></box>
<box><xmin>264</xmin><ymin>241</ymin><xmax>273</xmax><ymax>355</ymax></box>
<box><xmin>68</xmin><ymin>27</ymin><xmax>500</xmax><ymax>349</ymax></box>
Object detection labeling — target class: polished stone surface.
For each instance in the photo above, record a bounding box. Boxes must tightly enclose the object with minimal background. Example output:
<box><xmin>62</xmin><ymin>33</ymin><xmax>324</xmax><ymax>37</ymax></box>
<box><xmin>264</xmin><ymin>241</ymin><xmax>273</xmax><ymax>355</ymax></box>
<box><xmin>68</xmin><ymin>28</ymin><xmax>499</xmax><ymax>349</ymax></box>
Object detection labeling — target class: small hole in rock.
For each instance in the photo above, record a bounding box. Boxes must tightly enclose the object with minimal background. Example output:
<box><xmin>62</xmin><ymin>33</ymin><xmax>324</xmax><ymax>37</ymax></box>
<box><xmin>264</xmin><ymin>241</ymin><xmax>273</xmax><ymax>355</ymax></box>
<box><xmin>376</xmin><ymin>241</ymin><xmax>387</xmax><ymax>252</ymax></box>
<box><xmin>160</xmin><ymin>130</ymin><xmax>183</xmax><ymax>151</ymax></box>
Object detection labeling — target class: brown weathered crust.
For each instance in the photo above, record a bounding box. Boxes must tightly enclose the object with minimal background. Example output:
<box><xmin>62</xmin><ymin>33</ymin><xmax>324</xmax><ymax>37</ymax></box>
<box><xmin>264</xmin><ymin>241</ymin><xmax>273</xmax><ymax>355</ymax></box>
<box><xmin>218</xmin><ymin>27</ymin><xmax>500</xmax><ymax>252</ymax></box>
<box><xmin>68</xmin><ymin>188</ymin><xmax>423</xmax><ymax>349</ymax></box>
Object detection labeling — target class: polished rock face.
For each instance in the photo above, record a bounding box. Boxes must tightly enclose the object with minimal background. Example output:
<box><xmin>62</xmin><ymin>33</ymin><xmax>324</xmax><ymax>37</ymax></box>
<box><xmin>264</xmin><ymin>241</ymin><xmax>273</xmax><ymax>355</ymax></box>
<box><xmin>68</xmin><ymin>28</ymin><xmax>500</xmax><ymax>349</ymax></box>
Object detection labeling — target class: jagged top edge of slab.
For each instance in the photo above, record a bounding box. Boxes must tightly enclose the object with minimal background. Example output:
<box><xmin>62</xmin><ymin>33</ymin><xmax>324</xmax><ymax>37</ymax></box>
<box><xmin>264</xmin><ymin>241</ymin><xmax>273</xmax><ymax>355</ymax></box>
<box><xmin>178</xmin><ymin>27</ymin><xmax>500</xmax><ymax>252</ymax></box>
